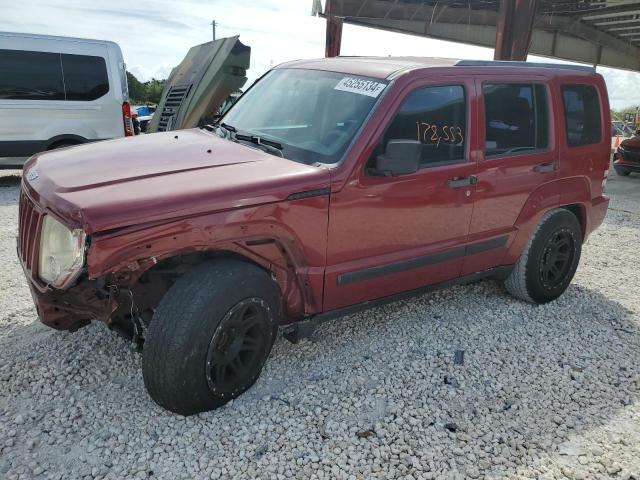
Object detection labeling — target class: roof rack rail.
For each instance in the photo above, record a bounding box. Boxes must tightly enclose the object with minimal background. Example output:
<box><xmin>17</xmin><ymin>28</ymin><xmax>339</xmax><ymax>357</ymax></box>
<box><xmin>456</xmin><ymin>60</ymin><xmax>595</xmax><ymax>73</ymax></box>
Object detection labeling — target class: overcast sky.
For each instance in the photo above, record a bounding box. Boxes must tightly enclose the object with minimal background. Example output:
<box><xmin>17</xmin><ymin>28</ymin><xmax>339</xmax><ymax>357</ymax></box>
<box><xmin>3</xmin><ymin>0</ymin><xmax>639</xmax><ymax>110</ymax></box>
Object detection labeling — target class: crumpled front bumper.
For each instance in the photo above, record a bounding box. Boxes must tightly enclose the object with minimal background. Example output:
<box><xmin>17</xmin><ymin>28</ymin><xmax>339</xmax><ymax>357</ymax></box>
<box><xmin>24</xmin><ymin>273</ymin><xmax>115</xmax><ymax>332</ymax></box>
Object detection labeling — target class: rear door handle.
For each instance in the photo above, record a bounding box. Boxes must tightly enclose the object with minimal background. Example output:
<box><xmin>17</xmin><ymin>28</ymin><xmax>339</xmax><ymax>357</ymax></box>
<box><xmin>534</xmin><ymin>163</ymin><xmax>557</xmax><ymax>173</ymax></box>
<box><xmin>447</xmin><ymin>175</ymin><xmax>477</xmax><ymax>189</ymax></box>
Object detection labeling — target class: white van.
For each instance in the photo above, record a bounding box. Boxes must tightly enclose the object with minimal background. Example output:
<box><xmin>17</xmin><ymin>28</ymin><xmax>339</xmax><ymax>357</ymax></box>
<box><xmin>0</xmin><ymin>32</ymin><xmax>133</xmax><ymax>167</ymax></box>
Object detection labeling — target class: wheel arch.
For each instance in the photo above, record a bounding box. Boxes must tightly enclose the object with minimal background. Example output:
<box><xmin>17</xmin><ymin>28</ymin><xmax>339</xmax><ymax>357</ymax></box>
<box><xmin>507</xmin><ymin>177</ymin><xmax>591</xmax><ymax>263</ymax></box>
<box><xmin>44</xmin><ymin>134</ymin><xmax>89</xmax><ymax>150</ymax></box>
<box><xmin>88</xmin><ymin>216</ymin><xmax>322</xmax><ymax>324</ymax></box>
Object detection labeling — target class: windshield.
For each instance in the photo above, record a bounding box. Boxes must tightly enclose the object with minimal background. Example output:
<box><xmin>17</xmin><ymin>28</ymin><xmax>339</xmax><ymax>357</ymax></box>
<box><xmin>220</xmin><ymin>68</ymin><xmax>388</xmax><ymax>164</ymax></box>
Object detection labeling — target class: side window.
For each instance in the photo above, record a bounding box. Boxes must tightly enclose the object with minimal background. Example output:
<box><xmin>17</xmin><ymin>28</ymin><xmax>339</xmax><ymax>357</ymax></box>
<box><xmin>0</xmin><ymin>49</ymin><xmax>64</xmax><ymax>100</ymax></box>
<box><xmin>483</xmin><ymin>83</ymin><xmax>548</xmax><ymax>156</ymax></box>
<box><xmin>61</xmin><ymin>54</ymin><xmax>109</xmax><ymax>101</ymax></box>
<box><xmin>382</xmin><ymin>85</ymin><xmax>466</xmax><ymax>167</ymax></box>
<box><xmin>561</xmin><ymin>85</ymin><xmax>601</xmax><ymax>147</ymax></box>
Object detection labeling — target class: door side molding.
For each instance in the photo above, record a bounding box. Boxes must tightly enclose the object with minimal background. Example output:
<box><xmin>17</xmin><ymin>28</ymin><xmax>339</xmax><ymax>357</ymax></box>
<box><xmin>337</xmin><ymin>235</ymin><xmax>508</xmax><ymax>286</ymax></box>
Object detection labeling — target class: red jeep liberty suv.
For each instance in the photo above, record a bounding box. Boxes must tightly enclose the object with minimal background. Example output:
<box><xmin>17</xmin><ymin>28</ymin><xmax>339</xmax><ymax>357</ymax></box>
<box><xmin>18</xmin><ymin>57</ymin><xmax>610</xmax><ymax>415</ymax></box>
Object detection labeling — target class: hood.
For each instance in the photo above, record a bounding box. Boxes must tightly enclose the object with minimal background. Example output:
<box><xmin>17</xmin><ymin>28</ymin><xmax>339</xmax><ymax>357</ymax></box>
<box><xmin>23</xmin><ymin>129</ymin><xmax>329</xmax><ymax>233</ymax></box>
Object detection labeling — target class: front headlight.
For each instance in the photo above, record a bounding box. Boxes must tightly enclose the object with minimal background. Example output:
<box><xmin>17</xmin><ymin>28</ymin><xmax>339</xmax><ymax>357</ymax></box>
<box><xmin>38</xmin><ymin>215</ymin><xmax>86</xmax><ymax>288</ymax></box>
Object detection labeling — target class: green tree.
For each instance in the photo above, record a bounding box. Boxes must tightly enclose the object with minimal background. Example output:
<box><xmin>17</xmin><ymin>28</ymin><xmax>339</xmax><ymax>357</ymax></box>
<box><xmin>126</xmin><ymin>71</ymin><xmax>166</xmax><ymax>104</ymax></box>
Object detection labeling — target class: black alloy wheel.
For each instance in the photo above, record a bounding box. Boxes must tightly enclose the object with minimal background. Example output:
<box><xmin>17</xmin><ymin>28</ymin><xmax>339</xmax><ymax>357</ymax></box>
<box><xmin>142</xmin><ymin>260</ymin><xmax>280</xmax><ymax>415</ymax></box>
<box><xmin>539</xmin><ymin>230</ymin><xmax>576</xmax><ymax>290</ymax></box>
<box><xmin>206</xmin><ymin>298</ymin><xmax>271</xmax><ymax>397</ymax></box>
<box><xmin>504</xmin><ymin>208</ymin><xmax>582</xmax><ymax>304</ymax></box>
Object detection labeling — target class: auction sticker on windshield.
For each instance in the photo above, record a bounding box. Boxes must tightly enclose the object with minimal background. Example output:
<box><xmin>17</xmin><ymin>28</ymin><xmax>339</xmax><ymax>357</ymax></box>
<box><xmin>334</xmin><ymin>77</ymin><xmax>386</xmax><ymax>98</ymax></box>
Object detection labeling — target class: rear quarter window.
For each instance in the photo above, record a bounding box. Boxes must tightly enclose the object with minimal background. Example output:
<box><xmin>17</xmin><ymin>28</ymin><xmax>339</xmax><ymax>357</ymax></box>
<box><xmin>561</xmin><ymin>84</ymin><xmax>601</xmax><ymax>147</ymax></box>
<box><xmin>61</xmin><ymin>54</ymin><xmax>109</xmax><ymax>101</ymax></box>
<box><xmin>0</xmin><ymin>49</ymin><xmax>65</xmax><ymax>100</ymax></box>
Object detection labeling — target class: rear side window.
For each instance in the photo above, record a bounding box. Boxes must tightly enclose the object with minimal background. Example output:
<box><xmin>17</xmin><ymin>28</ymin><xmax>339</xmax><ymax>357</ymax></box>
<box><xmin>62</xmin><ymin>54</ymin><xmax>109</xmax><ymax>100</ymax></box>
<box><xmin>383</xmin><ymin>85</ymin><xmax>466</xmax><ymax>166</ymax></box>
<box><xmin>0</xmin><ymin>49</ymin><xmax>109</xmax><ymax>101</ymax></box>
<box><xmin>0</xmin><ymin>49</ymin><xmax>64</xmax><ymax>100</ymax></box>
<box><xmin>483</xmin><ymin>83</ymin><xmax>549</xmax><ymax>156</ymax></box>
<box><xmin>562</xmin><ymin>85</ymin><xmax>601</xmax><ymax>147</ymax></box>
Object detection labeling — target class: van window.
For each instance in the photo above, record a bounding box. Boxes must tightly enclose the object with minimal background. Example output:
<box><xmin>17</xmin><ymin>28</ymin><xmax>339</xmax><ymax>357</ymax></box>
<box><xmin>483</xmin><ymin>83</ymin><xmax>548</xmax><ymax>156</ymax></box>
<box><xmin>562</xmin><ymin>85</ymin><xmax>601</xmax><ymax>147</ymax></box>
<box><xmin>61</xmin><ymin>54</ymin><xmax>109</xmax><ymax>101</ymax></box>
<box><xmin>0</xmin><ymin>49</ymin><xmax>64</xmax><ymax>100</ymax></box>
<box><xmin>383</xmin><ymin>85</ymin><xmax>466</xmax><ymax>166</ymax></box>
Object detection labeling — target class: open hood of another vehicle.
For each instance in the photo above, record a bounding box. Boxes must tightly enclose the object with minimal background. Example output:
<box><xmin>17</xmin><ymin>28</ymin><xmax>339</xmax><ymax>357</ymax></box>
<box><xmin>148</xmin><ymin>36</ymin><xmax>250</xmax><ymax>133</ymax></box>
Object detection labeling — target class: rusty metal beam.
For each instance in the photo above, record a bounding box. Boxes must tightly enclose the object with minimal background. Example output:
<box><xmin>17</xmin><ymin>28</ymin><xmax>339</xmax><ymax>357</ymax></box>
<box><xmin>494</xmin><ymin>0</ymin><xmax>538</xmax><ymax>61</ymax></box>
<box><xmin>325</xmin><ymin>0</ymin><xmax>344</xmax><ymax>58</ymax></box>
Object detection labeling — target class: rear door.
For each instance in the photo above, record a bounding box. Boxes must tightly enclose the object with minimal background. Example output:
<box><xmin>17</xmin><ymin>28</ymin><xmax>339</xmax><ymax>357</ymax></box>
<box><xmin>462</xmin><ymin>75</ymin><xmax>558</xmax><ymax>275</ymax></box>
<box><xmin>323</xmin><ymin>78</ymin><xmax>479</xmax><ymax>311</ymax></box>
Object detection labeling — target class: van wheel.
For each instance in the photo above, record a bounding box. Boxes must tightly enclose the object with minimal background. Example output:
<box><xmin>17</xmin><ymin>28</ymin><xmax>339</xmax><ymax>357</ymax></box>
<box><xmin>142</xmin><ymin>259</ymin><xmax>280</xmax><ymax>415</ymax></box>
<box><xmin>47</xmin><ymin>141</ymin><xmax>79</xmax><ymax>150</ymax></box>
<box><xmin>504</xmin><ymin>209</ymin><xmax>582</xmax><ymax>304</ymax></box>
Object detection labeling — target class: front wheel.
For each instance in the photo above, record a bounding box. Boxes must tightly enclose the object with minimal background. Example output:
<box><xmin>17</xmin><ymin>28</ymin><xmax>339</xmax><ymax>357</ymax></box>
<box><xmin>142</xmin><ymin>260</ymin><xmax>280</xmax><ymax>415</ymax></box>
<box><xmin>504</xmin><ymin>209</ymin><xmax>582</xmax><ymax>304</ymax></box>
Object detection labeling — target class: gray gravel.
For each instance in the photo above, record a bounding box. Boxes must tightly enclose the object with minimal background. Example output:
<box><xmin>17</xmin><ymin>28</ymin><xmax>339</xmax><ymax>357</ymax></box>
<box><xmin>1</xmin><ymin>169</ymin><xmax>640</xmax><ymax>480</ymax></box>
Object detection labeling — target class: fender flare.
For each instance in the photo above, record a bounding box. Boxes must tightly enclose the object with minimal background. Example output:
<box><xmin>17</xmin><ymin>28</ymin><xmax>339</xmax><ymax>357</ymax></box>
<box><xmin>87</xmin><ymin>214</ymin><xmax>324</xmax><ymax>321</ymax></box>
<box><xmin>505</xmin><ymin>176</ymin><xmax>590</xmax><ymax>263</ymax></box>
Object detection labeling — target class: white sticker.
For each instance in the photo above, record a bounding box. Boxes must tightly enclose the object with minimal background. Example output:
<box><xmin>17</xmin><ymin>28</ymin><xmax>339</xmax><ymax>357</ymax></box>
<box><xmin>334</xmin><ymin>77</ymin><xmax>386</xmax><ymax>98</ymax></box>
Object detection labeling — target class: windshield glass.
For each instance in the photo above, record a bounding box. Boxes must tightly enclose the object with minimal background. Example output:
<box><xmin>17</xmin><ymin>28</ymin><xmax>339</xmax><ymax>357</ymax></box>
<box><xmin>221</xmin><ymin>68</ymin><xmax>388</xmax><ymax>164</ymax></box>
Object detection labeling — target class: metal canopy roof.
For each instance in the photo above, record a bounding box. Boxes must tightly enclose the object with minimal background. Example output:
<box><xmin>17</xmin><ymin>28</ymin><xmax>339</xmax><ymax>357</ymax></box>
<box><xmin>313</xmin><ymin>0</ymin><xmax>640</xmax><ymax>71</ymax></box>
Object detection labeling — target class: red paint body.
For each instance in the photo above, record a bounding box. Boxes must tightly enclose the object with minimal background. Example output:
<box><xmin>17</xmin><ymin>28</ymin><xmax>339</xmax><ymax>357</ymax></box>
<box><xmin>18</xmin><ymin>58</ymin><xmax>611</xmax><ymax>331</ymax></box>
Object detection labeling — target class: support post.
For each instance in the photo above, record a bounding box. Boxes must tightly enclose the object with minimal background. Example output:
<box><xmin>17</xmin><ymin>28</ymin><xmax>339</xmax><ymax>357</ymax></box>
<box><xmin>325</xmin><ymin>0</ymin><xmax>343</xmax><ymax>58</ymax></box>
<box><xmin>494</xmin><ymin>0</ymin><xmax>538</xmax><ymax>61</ymax></box>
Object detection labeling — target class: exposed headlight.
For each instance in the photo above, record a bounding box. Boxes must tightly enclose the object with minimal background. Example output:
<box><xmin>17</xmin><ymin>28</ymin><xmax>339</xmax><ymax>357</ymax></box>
<box><xmin>38</xmin><ymin>215</ymin><xmax>86</xmax><ymax>288</ymax></box>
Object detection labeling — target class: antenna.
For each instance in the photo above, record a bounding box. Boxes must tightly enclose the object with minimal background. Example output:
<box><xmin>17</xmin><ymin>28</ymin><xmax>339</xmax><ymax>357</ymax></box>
<box><xmin>211</xmin><ymin>20</ymin><xmax>216</xmax><ymax>41</ymax></box>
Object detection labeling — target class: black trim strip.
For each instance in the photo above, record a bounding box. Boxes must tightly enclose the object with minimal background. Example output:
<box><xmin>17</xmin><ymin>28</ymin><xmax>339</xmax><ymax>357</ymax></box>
<box><xmin>0</xmin><ymin>140</ymin><xmax>46</xmax><ymax>157</ymax></box>
<box><xmin>465</xmin><ymin>235</ymin><xmax>508</xmax><ymax>255</ymax></box>
<box><xmin>286</xmin><ymin>188</ymin><xmax>330</xmax><ymax>201</ymax></box>
<box><xmin>337</xmin><ymin>235</ymin><xmax>509</xmax><ymax>286</ymax></box>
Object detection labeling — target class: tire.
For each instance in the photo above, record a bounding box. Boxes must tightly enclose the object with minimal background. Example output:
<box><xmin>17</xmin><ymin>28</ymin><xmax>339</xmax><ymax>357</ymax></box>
<box><xmin>142</xmin><ymin>259</ymin><xmax>280</xmax><ymax>415</ymax></box>
<box><xmin>614</xmin><ymin>166</ymin><xmax>630</xmax><ymax>177</ymax></box>
<box><xmin>504</xmin><ymin>209</ymin><xmax>582</xmax><ymax>304</ymax></box>
<box><xmin>47</xmin><ymin>141</ymin><xmax>79</xmax><ymax>151</ymax></box>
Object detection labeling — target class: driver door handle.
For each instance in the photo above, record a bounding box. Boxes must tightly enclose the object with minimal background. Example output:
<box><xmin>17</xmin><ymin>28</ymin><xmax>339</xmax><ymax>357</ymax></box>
<box><xmin>447</xmin><ymin>175</ymin><xmax>477</xmax><ymax>189</ymax></box>
<box><xmin>534</xmin><ymin>163</ymin><xmax>557</xmax><ymax>173</ymax></box>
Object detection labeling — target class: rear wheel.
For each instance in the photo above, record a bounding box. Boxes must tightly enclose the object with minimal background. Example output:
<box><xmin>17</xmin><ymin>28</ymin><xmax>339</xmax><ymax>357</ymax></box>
<box><xmin>46</xmin><ymin>141</ymin><xmax>80</xmax><ymax>151</ymax></box>
<box><xmin>504</xmin><ymin>209</ymin><xmax>582</xmax><ymax>304</ymax></box>
<box><xmin>142</xmin><ymin>259</ymin><xmax>280</xmax><ymax>415</ymax></box>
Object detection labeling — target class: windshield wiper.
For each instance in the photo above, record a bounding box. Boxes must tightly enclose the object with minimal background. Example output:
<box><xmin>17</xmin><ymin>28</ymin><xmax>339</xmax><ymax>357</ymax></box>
<box><xmin>235</xmin><ymin>133</ymin><xmax>282</xmax><ymax>151</ymax></box>
<box><xmin>235</xmin><ymin>133</ymin><xmax>284</xmax><ymax>158</ymax></box>
<box><xmin>219</xmin><ymin>122</ymin><xmax>237</xmax><ymax>134</ymax></box>
<box><xmin>211</xmin><ymin>122</ymin><xmax>284</xmax><ymax>157</ymax></box>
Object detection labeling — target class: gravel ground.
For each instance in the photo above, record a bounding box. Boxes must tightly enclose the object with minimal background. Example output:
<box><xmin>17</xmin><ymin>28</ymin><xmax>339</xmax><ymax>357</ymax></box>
<box><xmin>1</xmin><ymin>169</ymin><xmax>639</xmax><ymax>480</ymax></box>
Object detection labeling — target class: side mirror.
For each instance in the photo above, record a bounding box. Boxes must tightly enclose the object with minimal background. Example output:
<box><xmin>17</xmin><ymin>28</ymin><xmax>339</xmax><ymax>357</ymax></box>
<box><xmin>374</xmin><ymin>140</ymin><xmax>421</xmax><ymax>176</ymax></box>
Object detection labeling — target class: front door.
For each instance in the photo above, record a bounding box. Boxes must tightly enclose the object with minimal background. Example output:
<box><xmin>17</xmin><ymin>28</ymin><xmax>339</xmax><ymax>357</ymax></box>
<box><xmin>323</xmin><ymin>80</ymin><xmax>478</xmax><ymax>311</ymax></box>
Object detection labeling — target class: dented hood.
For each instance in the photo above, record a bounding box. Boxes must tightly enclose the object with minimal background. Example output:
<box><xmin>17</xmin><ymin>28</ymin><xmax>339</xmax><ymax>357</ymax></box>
<box><xmin>23</xmin><ymin>129</ymin><xmax>329</xmax><ymax>233</ymax></box>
